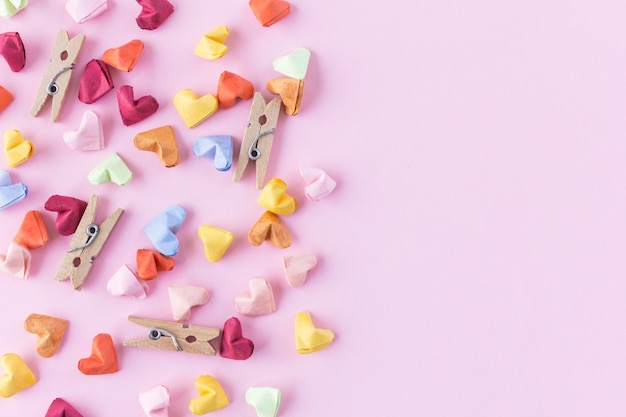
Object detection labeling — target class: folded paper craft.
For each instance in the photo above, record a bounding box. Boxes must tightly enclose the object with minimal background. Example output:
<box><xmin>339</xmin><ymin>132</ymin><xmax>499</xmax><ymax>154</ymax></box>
<box><xmin>144</xmin><ymin>205</ymin><xmax>186</xmax><ymax>256</ymax></box>
<box><xmin>258</xmin><ymin>178</ymin><xmax>297</xmax><ymax>215</ymax></box>
<box><xmin>273</xmin><ymin>47</ymin><xmax>310</xmax><ymax>80</ymax></box>
<box><xmin>0</xmin><ymin>353</ymin><xmax>36</xmax><ymax>398</ymax></box>
<box><xmin>136</xmin><ymin>249</ymin><xmax>174</xmax><ymax>280</ymax></box>
<box><xmin>118</xmin><ymin>85</ymin><xmax>159</xmax><ymax>126</ymax></box>
<box><xmin>189</xmin><ymin>375</ymin><xmax>229</xmax><ymax>415</ymax></box>
<box><xmin>194</xmin><ymin>25</ymin><xmax>229</xmax><ymax>60</ymax></box>
<box><xmin>299</xmin><ymin>166</ymin><xmax>336</xmax><ymax>200</ymax></box>
<box><xmin>78</xmin><ymin>59</ymin><xmax>114</xmax><ymax>104</ymax></box>
<box><xmin>134</xmin><ymin>125</ymin><xmax>180</xmax><ymax>167</ymax></box>
<box><xmin>23</xmin><ymin>313</ymin><xmax>68</xmax><ymax>358</ymax></box>
<box><xmin>169</xmin><ymin>284</ymin><xmax>209</xmax><ymax>321</ymax></box>
<box><xmin>4</xmin><ymin>129</ymin><xmax>34</xmax><ymax>167</ymax></box>
<box><xmin>136</xmin><ymin>0</ymin><xmax>173</xmax><ymax>30</ymax></box>
<box><xmin>0</xmin><ymin>241</ymin><xmax>30</xmax><ymax>278</ymax></box>
<box><xmin>197</xmin><ymin>225</ymin><xmax>233</xmax><ymax>262</ymax></box>
<box><xmin>0</xmin><ymin>170</ymin><xmax>27</xmax><ymax>210</ymax></box>
<box><xmin>0</xmin><ymin>85</ymin><xmax>13</xmax><ymax>113</ymax></box>
<box><xmin>245</xmin><ymin>387</ymin><xmax>281</xmax><ymax>417</ymax></box>
<box><xmin>267</xmin><ymin>77</ymin><xmax>303</xmax><ymax>116</ymax></box>
<box><xmin>234</xmin><ymin>277</ymin><xmax>276</xmax><ymax>316</ymax></box>
<box><xmin>78</xmin><ymin>333</ymin><xmax>119</xmax><ymax>375</ymax></box>
<box><xmin>0</xmin><ymin>32</ymin><xmax>25</xmax><ymax>72</ymax></box>
<box><xmin>107</xmin><ymin>264</ymin><xmax>147</xmax><ymax>299</ymax></box>
<box><xmin>66</xmin><ymin>0</ymin><xmax>108</xmax><ymax>23</ymax></box>
<box><xmin>0</xmin><ymin>0</ymin><xmax>28</xmax><ymax>18</ymax></box>
<box><xmin>173</xmin><ymin>89</ymin><xmax>218</xmax><ymax>128</ymax></box>
<box><xmin>45</xmin><ymin>398</ymin><xmax>84</xmax><ymax>417</ymax></box>
<box><xmin>44</xmin><ymin>194</ymin><xmax>88</xmax><ymax>236</ymax></box>
<box><xmin>248</xmin><ymin>211</ymin><xmax>291</xmax><ymax>248</ymax></box>
<box><xmin>220</xmin><ymin>317</ymin><xmax>254</xmax><ymax>360</ymax></box>
<box><xmin>139</xmin><ymin>385</ymin><xmax>170</xmax><ymax>417</ymax></box>
<box><xmin>193</xmin><ymin>135</ymin><xmax>233</xmax><ymax>171</ymax></box>
<box><xmin>249</xmin><ymin>0</ymin><xmax>290</xmax><ymax>27</ymax></box>
<box><xmin>295</xmin><ymin>311</ymin><xmax>334</xmax><ymax>354</ymax></box>
<box><xmin>88</xmin><ymin>152</ymin><xmax>133</xmax><ymax>185</ymax></box>
<box><xmin>64</xmin><ymin>110</ymin><xmax>104</xmax><ymax>151</ymax></box>
<box><xmin>217</xmin><ymin>71</ymin><xmax>253</xmax><ymax>109</ymax></box>
<box><xmin>13</xmin><ymin>210</ymin><xmax>48</xmax><ymax>249</ymax></box>
<box><xmin>283</xmin><ymin>252</ymin><xmax>317</xmax><ymax>287</ymax></box>
<box><xmin>103</xmin><ymin>39</ymin><xmax>143</xmax><ymax>72</ymax></box>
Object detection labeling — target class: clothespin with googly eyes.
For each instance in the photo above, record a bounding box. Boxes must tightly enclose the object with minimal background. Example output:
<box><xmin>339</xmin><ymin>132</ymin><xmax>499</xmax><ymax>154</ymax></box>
<box><xmin>233</xmin><ymin>92</ymin><xmax>282</xmax><ymax>189</ymax></box>
<box><xmin>31</xmin><ymin>29</ymin><xmax>85</xmax><ymax>122</ymax></box>
<box><xmin>55</xmin><ymin>195</ymin><xmax>123</xmax><ymax>290</ymax></box>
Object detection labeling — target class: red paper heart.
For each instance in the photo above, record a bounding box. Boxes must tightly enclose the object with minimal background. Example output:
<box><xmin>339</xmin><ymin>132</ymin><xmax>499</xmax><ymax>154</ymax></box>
<box><xmin>44</xmin><ymin>195</ymin><xmax>88</xmax><ymax>236</ymax></box>
<box><xmin>136</xmin><ymin>0</ymin><xmax>174</xmax><ymax>30</ymax></box>
<box><xmin>0</xmin><ymin>32</ymin><xmax>25</xmax><ymax>72</ymax></box>
<box><xmin>136</xmin><ymin>249</ymin><xmax>174</xmax><ymax>280</ymax></box>
<box><xmin>45</xmin><ymin>398</ymin><xmax>84</xmax><ymax>417</ymax></box>
<box><xmin>77</xmin><ymin>333</ymin><xmax>119</xmax><ymax>375</ymax></box>
<box><xmin>220</xmin><ymin>317</ymin><xmax>254</xmax><ymax>360</ymax></box>
<box><xmin>78</xmin><ymin>59</ymin><xmax>114</xmax><ymax>104</ymax></box>
<box><xmin>117</xmin><ymin>85</ymin><xmax>159</xmax><ymax>126</ymax></box>
<box><xmin>217</xmin><ymin>71</ymin><xmax>254</xmax><ymax>109</ymax></box>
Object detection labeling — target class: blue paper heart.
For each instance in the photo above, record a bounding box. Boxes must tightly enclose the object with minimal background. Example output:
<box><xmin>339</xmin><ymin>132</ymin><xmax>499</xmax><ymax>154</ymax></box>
<box><xmin>193</xmin><ymin>135</ymin><xmax>233</xmax><ymax>171</ymax></box>
<box><xmin>0</xmin><ymin>170</ymin><xmax>27</xmax><ymax>210</ymax></box>
<box><xmin>143</xmin><ymin>205</ymin><xmax>186</xmax><ymax>256</ymax></box>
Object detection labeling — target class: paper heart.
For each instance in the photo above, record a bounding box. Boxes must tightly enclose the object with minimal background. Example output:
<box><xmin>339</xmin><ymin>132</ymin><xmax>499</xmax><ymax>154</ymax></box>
<box><xmin>44</xmin><ymin>194</ymin><xmax>88</xmax><ymax>236</ymax></box>
<box><xmin>217</xmin><ymin>71</ymin><xmax>254</xmax><ymax>109</ymax></box>
<box><xmin>134</xmin><ymin>125</ymin><xmax>180</xmax><ymax>167</ymax></box>
<box><xmin>193</xmin><ymin>135</ymin><xmax>233</xmax><ymax>171</ymax></box>
<box><xmin>0</xmin><ymin>170</ymin><xmax>27</xmax><ymax>211</ymax></box>
<box><xmin>0</xmin><ymin>0</ymin><xmax>28</xmax><ymax>18</ymax></box>
<box><xmin>87</xmin><ymin>152</ymin><xmax>133</xmax><ymax>186</ymax></box>
<box><xmin>173</xmin><ymin>89</ymin><xmax>218</xmax><ymax>128</ymax></box>
<box><xmin>168</xmin><ymin>284</ymin><xmax>209</xmax><ymax>321</ymax></box>
<box><xmin>144</xmin><ymin>205</ymin><xmax>186</xmax><ymax>256</ymax></box>
<box><xmin>24</xmin><ymin>313</ymin><xmax>68</xmax><ymax>358</ymax></box>
<box><xmin>78</xmin><ymin>59</ymin><xmax>114</xmax><ymax>104</ymax></box>
<box><xmin>139</xmin><ymin>385</ymin><xmax>170</xmax><ymax>417</ymax></box>
<box><xmin>219</xmin><ymin>317</ymin><xmax>254</xmax><ymax>360</ymax></box>
<box><xmin>248</xmin><ymin>211</ymin><xmax>292</xmax><ymax>248</ymax></box>
<box><xmin>107</xmin><ymin>264</ymin><xmax>147</xmax><ymax>299</ymax></box>
<box><xmin>273</xmin><ymin>47</ymin><xmax>310</xmax><ymax>80</ymax></box>
<box><xmin>65</xmin><ymin>0</ymin><xmax>108</xmax><ymax>23</ymax></box>
<box><xmin>197</xmin><ymin>225</ymin><xmax>234</xmax><ymax>262</ymax></box>
<box><xmin>234</xmin><ymin>277</ymin><xmax>276</xmax><ymax>316</ymax></box>
<box><xmin>0</xmin><ymin>241</ymin><xmax>31</xmax><ymax>279</ymax></box>
<box><xmin>299</xmin><ymin>166</ymin><xmax>336</xmax><ymax>201</ymax></box>
<box><xmin>283</xmin><ymin>252</ymin><xmax>317</xmax><ymax>287</ymax></box>
<box><xmin>103</xmin><ymin>39</ymin><xmax>143</xmax><ymax>72</ymax></box>
<box><xmin>136</xmin><ymin>0</ymin><xmax>174</xmax><ymax>30</ymax></box>
<box><xmin>118</xmin><ymin>85</ymin><xmax>159</xmax><ymax>126</ymax></box>
<box><xmin>78</xmin><ymin>333</ymin><xmax>119</xmax><ymax>375</ymax></box>
<box><xmin>4</xmin><ymin>129</ymin><xmax>34</xmax><ymax>167</ymax></box>
<box><xmin>258</xmin><ymin>178</ymin><xmax>297</xmax><ymax>215</ymax></box>
<box><xmin>194</xmin><ymin>25</ymin><xmax>229</xmax><ymax>60</ymax></box>
<box><xmin>267</xmin><ymin>77</ymin><xmax>304</xmax><ymax>116</ymax></box>
<box><xmin>189</xmin><ymin>375</ymin><xmax>229</xmax><ymax>415</ymax></box>
<box><xmin>13</xmin><ymin>210</ymin><xmax>48</xmax><ymax>249</ymax></box>
<box><xmin>0</xmin><ymin>32</ymin><xmax>25</xmax><ymax>72</ymax></box>
<box><xmin>136</xmin><ymin>249</ymin><xmax>175</xmax><ymax>280</ymax></box>
<box><xmin>295</xmin><ymin>311</ymin><xmax>334</xmax><ymax>354</ymax></box>
<box><xmin>0</xmin><ymin>353</ymin><xmax>36</xmax><ymax>398</ymax></box>
<box><xmin>249</xmin><ymin>0</ymin><xmax>290</xmax><ymax>27</ymax></box>
<box><xmin>64</xmin><ymin>110</ymin><xmax>104</xmax><ymax>151</ymax></box>
<box><xmin>45</xmin><ymin>398</ymin><xmax>84</xmax><ymax>417</ymax></box>
<box><xmin>245</xmin><ymin>387</ymin><xmax>281</xmax><ymax>417</ymax></box>
<box><xmin>0</xmin><ymin>85</ymin><xmax>13</xmax><ymax>113</ymax></box>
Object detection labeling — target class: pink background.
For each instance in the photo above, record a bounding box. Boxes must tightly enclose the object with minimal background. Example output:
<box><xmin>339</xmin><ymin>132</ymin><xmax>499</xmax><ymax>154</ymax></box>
<box><xmin>1</xmin><ymin>1</ymin><xmax>625</xmax><ymax>416</ymax></box>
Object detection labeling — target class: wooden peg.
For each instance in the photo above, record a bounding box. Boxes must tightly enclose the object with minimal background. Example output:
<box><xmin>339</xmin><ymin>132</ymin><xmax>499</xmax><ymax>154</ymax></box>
<box><xmin>233</xmin><ymin>92</ymin><xmax>282</xmax><ymax>189</ymax></box>
<box><xmin>31</xmin><ymin>29</ymin><xmax>85</xmax><ymax>122</ymax></box>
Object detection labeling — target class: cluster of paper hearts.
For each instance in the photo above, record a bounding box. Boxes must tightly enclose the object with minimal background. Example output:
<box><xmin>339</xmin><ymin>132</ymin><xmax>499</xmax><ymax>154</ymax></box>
<box><xmin>0</xmin><ymin>0</ymin><xmax>28</xmax><ymax>18</ymax></box>
<box><xmin>44</xmin><ymin>194</ymin><xmax>88</xmax><ymax>236</ymax></box>
<box><xmin>144</xmin><ymin>205</ymin><xmax>186</xmax><ymax>256</ymax></box>
<box><xmin>300</xmin><ymin>166</ymin><xmax>336</xmax><ymax>201</ymax></box>
<box><xmin>193</xmin><ymin>135</ymin><xmax>233</xmax><ymax>171</ymax></box>
<box><xmin>87</xmin><ymin>152</ymin><xmax>133</xmax><ymax>186</ymax></box>
<box><xmin>77</xmin><ymin>333</ymin><xmax>119</xmax><ymax>375</ymax></box>
<box><xmin>136</xmin><ymin>0</ymin><xmax>174</xmax><ymax>30</ymax></box>
<box><xmin>45</xmin><ymin>398</ymin><xmax>85</xmax><ymax>417</ymax></box>
<box><xmin>63</xmin><ymin>110</ymin><xmax>104</xmax><ymax>151</ymax></box>
<box><xmin>194</xmin><ymin>25</ymin><xmax>229</xmax><ymax>60</ymax></box>
<box><xmin>249</xmin><ymin>0</ymin><xmax>290</xmax><ymax>27</ymax></box>
<box><xmin>235</xmin><ymin>277</ymin><xmax>276</xmax><ymax>316</ymax></box>
<box><xmin>0</xmin><ymin>32</ymin><xmax>25</xmax><ymax>72</ymax></box>
<box><xmin>4</xmin><ymin>129</ymin><xmax>33</xmax><ymax>167</ymax></box>
<box><xmin>197</xmin><ymin>225</ymin><xmax>234</xmax><ymax>262</ymax></box>
<box><xmin>189</xmin><ymin>374</ymin><xmax>229</xmax><ymax>415</ymax></box>
<box><xmin>24</xmin><ymin>314</ymin><xmax>67</xmax><ymax>358</ymax></box>
<box><xmin>258</xmin><ymin>177</ymin><xmax>297</xmax><ymax>215</ymax></box>
<box><xmin>0</xmin><ymin>170</ymin><xmax>27</xmax><ymax>211</ymax></box>
<box><xmin>0</xmin><ymin>85</ymin><xmax>13</xmax><ymax>114</ymax></box>
<box><xmin>0</xmin><ymin>353</ymin><xmax>36</xmax><ymax>398</ymax></box>
<box><xmin>65</xmin><ymin>0</ymin><xmax>108</xmax><ymax>23</ymax></box>
<box><xmin>134</xmin><ymin>125</ymin><xmax>180</xmax><ymax>167</ymax></box>
<box><xmin>106</xmin><ymin>264</ymin><xmax>148</xmax><ymax>299</ymax></box>
<box><xmin>266</xmin><ymin>47</ymin><xmax>310</xmax><ymax>115</ymax></box>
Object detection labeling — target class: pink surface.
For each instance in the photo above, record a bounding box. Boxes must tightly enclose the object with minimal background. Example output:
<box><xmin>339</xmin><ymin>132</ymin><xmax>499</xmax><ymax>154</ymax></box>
<box><xmin>1</xmin><ymin>1</ymin><xmax>625</xmax><ymax>416</ymax></box>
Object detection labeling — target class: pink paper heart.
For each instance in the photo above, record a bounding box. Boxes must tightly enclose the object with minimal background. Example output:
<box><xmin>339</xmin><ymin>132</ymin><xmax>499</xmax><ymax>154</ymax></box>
<box><xmin>299</xmin><ymin>166</ymin><xmax>336</xmax><ymax>201</ymax></box>
<box><xmin>138</xmin><ymin>385</ymin><xmax>170</xmax><ymax>417</ymax></box>
<box><xmin>168</xmin><ymin>284</ymin><xmax>209</xmax><ymax>321</ymax></box>
<box><xmin>117</xmin><ymin>85</ymin><xmax>159</xmax><ymax>126</ymax></box>
<box><xmin>63</xmin><ymin>110</ymin><xmax>104</xmax><ymax>151</ymax></box>
<box><xmin>65</xmin><ymin>0</ymin><xmax>109</xmax><ymax>23</ymax></box>
<box><xmin>234</xmin><ymin>277</ymin><xmax>276</xmax><ymax>316</ymax></box>
<box><xmin>107</xmin><ymin>264</ymin><xmax>147</xmax><ymax>299</ymax></box>
<box><xmin>283</xmin><ymin>252</ymin><xmax>317</xmax><ymax>287</ymax></box>
<box><xmin>0</xmin><ymin>241</ymin><xmax>31</xmax><ymax>279</ymax></box>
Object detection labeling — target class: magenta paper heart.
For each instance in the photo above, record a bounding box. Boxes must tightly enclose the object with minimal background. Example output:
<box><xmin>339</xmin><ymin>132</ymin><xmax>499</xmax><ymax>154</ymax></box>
<box><xmin>0</xmin><ymin>241</ymin><xmax>31</xmax><ymax>279</ymax></box>
<box><xmin>136</xmin><ymin>0</ymin><xmax>174</xmax><ymax>30</ymax></box>
<box><xmin>63</xmin><ymin>110</ymin><xmax>104</xmax><ymax>151</ymax></box>
<box><xmin>0</xmin><ymin>32</ymin><xmax>25</xmax><ymax>72</ymax></box>
<box><xmin>44</xmin><ymin>195</ymin><xmax>88</xmax><ymax>236</ymax></box>
<box><xmin>45</xmin><ymin>398</ymin><xmax>84</xmax><ymax>417</ymax></box>
<box><xmin>78</xmin><ymin>59</ymin><xmax>114</xmax><ymax>104</ymax></box>
<box><xmin>220</xmin><ymin>317</ymin><xmax>254</xmax><ymax>360</ymax></box>
<box><xmin>117</xmin><ymin>85</ymin><xmax>159</xmax><ymax>126</ymax></box>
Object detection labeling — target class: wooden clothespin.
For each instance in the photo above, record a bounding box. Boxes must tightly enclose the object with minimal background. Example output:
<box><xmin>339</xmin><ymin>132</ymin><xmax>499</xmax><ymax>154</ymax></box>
<box><xmin>31</xmin><ymin>29</ymin><xmax>86</xmax><ymax>122</ymax></box>
<box><xmin>123</xmin><ymin>316</ymin><xmax>222</xmax><ymax>356</ymax></box>
<box><xmin>55</xmin><ymin>195</ymin><xmax>123</xmax><ymax>290</ymax></box>
<box><xmin>233</xmin><ymin>92</ymin><xmax>282</xmax><ymax>189</ymax></box>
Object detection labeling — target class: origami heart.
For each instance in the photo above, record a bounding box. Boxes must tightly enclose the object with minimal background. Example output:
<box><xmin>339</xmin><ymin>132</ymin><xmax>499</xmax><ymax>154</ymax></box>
<box><xmin>78</xmin><ymin>59</ymin><xmax>114</xmax><ymax>104</ymax></box>
<box><xmin>65</xmin><ymin>0</ymin><xmax>108</xmax><ymax>23</ymax></box>
<box><xmin>245</xmin><ymin>386</ymin><xmax>281</xmax><ymax>417</ymax></box>
<box><xmin>173</xmin><ymin>89</ymin><xmax>218</xmax><ymax>128</ymax></box>
<box><xmin>0</xmin><ymin>241</ymin><xmax>31</xmax><ymax>279</ymax></box>
<box><xmin>134</xmin><ymin>125</ymin><xmax>180</xmax><ymax>167</ymax></box>
<box><xmin>45</xmin><ymin>398</ymin><xmax>84</xmax><ymax>417</ymax></box>
<box><xmin>78</xmin><ymin>333</ymin><xmax>119</xmax><ymax>375</ymax></box>
<box><xmin>4</xmin><ymin>129</ymin><xmax>33</xmax><ymax>167</ymax></box>
<box><xmin>234</xmin><ymin>277</ymin><xmax>276</xmax><ymax>316</ymax></box>
<box><xmin>24</xmin><ymin>313</ymin><xmax>68</xmax><ymax>358</ymax></box>
<box><xmin>193</xmin><ymin>135</ymin><xmax>233</xmax><ymax>171</ymax></box>
<box><xmin>136</xmin><ymin>0</ymin><xmax>174</xmax><ymax>30</ymax></box>
<box><xmin>299</xmin><ymin>166</ymin><xmax>336</xmax><ymax>201</ymax></box>
<box><xmin>249</xmin><ymin>0</ymin><xmax>290</xmax><ymax>27</ymax></box>
<box><xmin>106</xmin><ymin>264</ymin><xmax>147</xmax><ymax>299</ymax></box>
<box><xmin>0</xmin><ymin>0</ymin><xmax>28</xmax><ymax>18</ymax></box>
<box><xmin>0</xmin><ymin>170</ymin><xmax>27</xmax><ymax>211</ymax></box>
<box><xmin>248</xmin><ymin>211</ymin><xmax>292</xmax><ymax>248</ymax></box>
<box><xmin>258</xmin><ymin>178</ymin><xmax>297</xmax><ymax>215</ymax></box>
<box><xmin>13</xmin><ymin>210</ymin><xmax>48</xmax><ymax>249</ymax></box>
<box><xmin>44</xmin><ymin>194</ymin><xmax>88</xmax><ymax>236</ymax></box>
<box><xmin>0</xmin><ymin>85</ymin><xmax>13</xmax><ymax>113</ymax></box>
<box><xmin>273</xmin><ymin>47</ymin><xmax>310</xmax><ymax>80</ymax></box>
<box><xmin>139</xmin><ymin>385</ymin><xmax>170</xmax><ymax>417</ymax></box>
<box><xmin>217</xmin><ymin>71</ymin><xmax>254</xmax><ymax>109</ymax></box>
<box><xmin>168</xmin><ymin>284</ymin><xmax>210</xmax><ymax>321</ymax></box>
<box><xmin>267</xmin><ymin>77</ymin><xmax>304</xmax><ymax>116</ymax></box>
<box><xmin>87</xmin><ymin>152</ymin><xmax>133</xmax><ymax>186</ymax></box>
<box><xmin>0</xmin><ymin>32</ymin><xmax>25</xmax><ymax>72</ymax></box>
<box><xmin>197</xmin><ymin>225</ymin><xmax>234</xmax><ymax>262</ymax></box>
<box><xmin>136</xmin><ymin>249</ymin><xmax>175</xmax><ymax>280</ymax></box>
<box><xmin>294</xmin><ymin>311</ymin><xmax>334</xmax><ymax>354</ymax></box>
<box><xmin>194</xmin><ymin>25</ymin><xmax>229</xmax><ymax>60</ymax></box>
<box><xmin>220</xmin><ymin>317</ymin><xmax>254</xmax><ymax>360</ymax></box>
<box><xmin>63</xmin><ymin>110</ymin><xmax>104</xmax><ymax>151</ymax></box>
<box><xmin>189</xmin><ymin>375</ymin><xmax>229</xmax><ymax>415</ymax></box>
<box><xmin>283</xmin><ymin>252</ymin><xmax>317</xmax><ymax>287</ymax></box>
<box><xmin>118</xmin><ymin>85</ymin><xmax>159</xmax><ymax>126</ymax></box>
<box><xmin>103</xmin><ymin>39</ymin><xmax>143</xmax><ymax>72</ymax></box>
<box><xmin>0</xmin><ymin>353</ymin><xmax>36</xmax><ymax>398</ymax></box>
<box><xmin>144</xmin><ymin>205</ymin><xmax>186</xmax><ymax>256</ymax></box>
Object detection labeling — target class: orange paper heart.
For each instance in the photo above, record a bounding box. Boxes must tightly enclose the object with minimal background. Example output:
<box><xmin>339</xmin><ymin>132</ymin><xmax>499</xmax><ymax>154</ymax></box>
<box><xmin>267</xmin><ymin>78</ymin><xmax>304</xmax><ymax>116</ymax></box>
<box><xmin>13</xmin><ymin>210</ymin><xmax>48</xmax><ymax>249</ymax></box>
<box><xmin>24</xmin><ymin>314</ymin><xmax>68</xmax><ymax>358</ymax></box>
<box><xmin>134</xmin><ymin>125</ymin><xmax>180</xmax><ymax>167</ymax></box>
<box><xmin>217</xmin><ymin>71</ymin><xmax>254</xmax><ymax>109</ymax></box>
<box><xmin>0</xmin><ymin>85</ymin><xmax>13</xmax><ymax>113</ymax></box>
<box><xmin>136</xmin><ymin>249</ymin><xmax>175</xmax><ymax>280</ymax></box>
<box><xmin>78</xmin><ymin>333</ymin><xmax>119</xmax><ymax>375</ymax></box>
<box><xmin>248</xmin><ymin>211</ymin><xmax>291</xmax><ymax>248</ymax></box>
<box><xmin>102</xmin><ymin>39</ymin><xmax>144</xmax><ymax>72</ymax></box>
<box><xmin>249</xmin><ymin>0</ymin><xmax>290</xmax><ymax>27</ymax></box>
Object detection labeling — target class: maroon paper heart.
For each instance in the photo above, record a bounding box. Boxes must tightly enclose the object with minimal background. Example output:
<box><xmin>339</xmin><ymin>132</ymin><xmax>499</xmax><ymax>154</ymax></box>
<box><xmin>219</xmin><ymin>317</ymin><xmax>254</xmax><ymax>360</ymax></box>
<box><xmin>78</xmin><ymin>59</ymin><xmax>114</xmax><ymax>104</ymax></box>
<box><xmin>45</xmin><ymin>398</ymin><xmax>84</xmax><ymax>417</ymax></box>
<box><xmin>44</xmin><ymin>195</ymin><xmax>88</xmax><ymax>236</ymax></box>
<box><xmin>0</xmin><ymin>32</ymin><xmax>25</xmax><ymax>72</ymax></box>
<box><xmin>117</xmin><ymin>85</ymin><xmax>159</xmax><ymax>126</ymax></box>
<box><xmin>136</xmin><ymin>0</ymin><xmax>174</xmax><ymax>30</ymax></box>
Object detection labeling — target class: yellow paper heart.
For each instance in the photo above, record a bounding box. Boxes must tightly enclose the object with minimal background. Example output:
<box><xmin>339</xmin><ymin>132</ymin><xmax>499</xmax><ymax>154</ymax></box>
<box><xmin>189</xmin><ymin>374</ymin><xmax>229</xmax><ymax>415</ymax></box>
<box><xmin>194</xmin><ymin>25</ymin><xmax>229</xmax><ymax>60</ymax></box>
<box><xmin>173</xmin><ymin>89</ymin><xmax>218</xmax><ymax>128</ymax></box>
<box><xmin>4</xmin><ymin>129</ymin><xmax>34</xmax><ymax>167</ymax></box>
<box><xmin>197</xmin><ymin>225</ymin><xmax>234</xmax><ymax>262</ymax></box>
<box><xmin>0</xmin><ymin>353</ymin><xmax>36</xmax><ymax>398</ymax></box>
<box><xmin>258</xmin><ymin>178</ymin><xmax>297</xmax><ymax>215</ymax></box>
<box><xmin>295</xmin><ymin>311</ymin><xmax>334</xmax><ymax>354</ymax></box>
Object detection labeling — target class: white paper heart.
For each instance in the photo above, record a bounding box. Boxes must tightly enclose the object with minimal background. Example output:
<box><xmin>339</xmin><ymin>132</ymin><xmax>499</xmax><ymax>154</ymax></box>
<box><xmin>168</xmin><ymin>284</ymin><xmax>210</xmax><ymax>321</ymax></box>
<box><xmin>107</xmin><ymin>264</ymin><xmax>147</xmax><ymax>299</ymax></box>
<box><xmin>272</xmin><ymin>47</ymin><xmax>311</xmax><ymax>80</ymax></box>
<box><xmin>64</xmin><ymin>110</ymin><xmax>104</xmax><ymax>151</ymax></box>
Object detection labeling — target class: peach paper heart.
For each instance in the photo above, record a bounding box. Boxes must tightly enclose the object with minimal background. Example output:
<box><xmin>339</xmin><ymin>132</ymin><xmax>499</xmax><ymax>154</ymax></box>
<box><xmin>23</xmin><ymin>313</ymin><xmax>68</xmax><ymax>358</ymax></box>
<box><xmin>168</xmin><ymin>284</ymin><xmax>209</xmax><ymax>321</ymax></box>
<box><xmin>173</xmin><ymin>89</ymin><xmax>218</xmax><ymax>128</ymax></box>
<box><xmin>78</xmin><ymin>333</ymin><xmax>119</xmax><ymax>375</ymax></box>
<box><xmin>63</xmin><ymin>110</ymin><xmax>104</xmax><ymax>151</ymax></box>
<box><xmin>134</xmin><ymin>125</ymin><xmax>180</xmax><ymax>167</ymax></box>
<box><xmin>0</xmin><ymin>353</ymin><xmax>36</xmax><ymax>398</ymax></box>
<box><xmin>4</xmin><ymin>129</ymin><xmax>33</xmax><ymax>167</ymax></box>
<box><xmin>234</xmin><ymin>277</ymin><xmax>276</xmax><ymax>316</ymax></box>
<box><xmin>0</xmin><ymin>241</ymin><xmax>31</xmax><ymax>279</ymax></box>
<box><xmin>117</xmin><ymin>85</ymin><xmax>159</xmax><ymax>126</ymax></box>
<box><xmin>267</xmin><ymin>77</ymin><xmax>304</xmax><ymax>116</ymax></box>
<box><xmin>217</xmin><ymin>71</ymin><xmax>253</xmax><ymax>109</ymax></box>
<box><xmin>283</xmin><ymin>252</ymin><xmax>317</xmax><ymax>287</ymax></box>
<box><xmin>248</xmin><ymin>211</ymin><xmax>292</xmax><ymax>248</ymax></box>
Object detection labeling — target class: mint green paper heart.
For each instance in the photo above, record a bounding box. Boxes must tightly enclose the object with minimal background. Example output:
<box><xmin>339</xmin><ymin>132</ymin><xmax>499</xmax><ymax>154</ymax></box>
<box><xmin>88</xmin><ymin>153</ymin><xmax>132</xmax><ymax>186</ymax></box>
<box><xmin>245</xmin><ymin>387</ymin><xmax>280</xmax><ymax>417</ymax></box>
<box><xmin>0</xmin><ymin>0</ymin><xmax>28</xmax><ymax>18</ymax></box>
<box><xmin>272</xmin><ymin>47</ymin><xmax>310</xmax><ymax>80</ymax></box>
